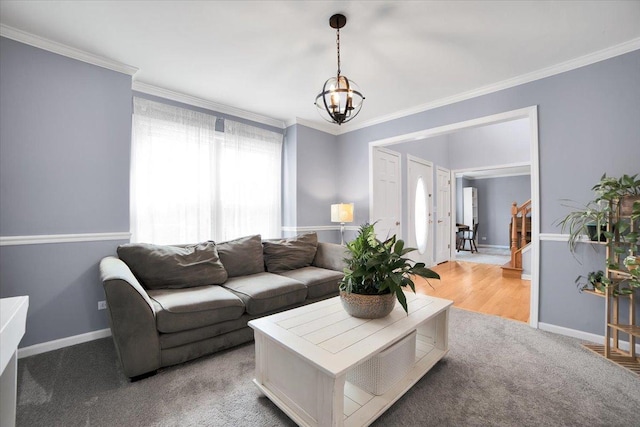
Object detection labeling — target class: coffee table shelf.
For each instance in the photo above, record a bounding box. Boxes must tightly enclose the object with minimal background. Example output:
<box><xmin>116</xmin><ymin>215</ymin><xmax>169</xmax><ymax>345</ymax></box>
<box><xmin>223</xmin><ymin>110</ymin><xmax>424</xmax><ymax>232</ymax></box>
<box><xmin>249</xmin><ymin>292</ymin><xmax>452</xmax><ymax>427</ymax></box>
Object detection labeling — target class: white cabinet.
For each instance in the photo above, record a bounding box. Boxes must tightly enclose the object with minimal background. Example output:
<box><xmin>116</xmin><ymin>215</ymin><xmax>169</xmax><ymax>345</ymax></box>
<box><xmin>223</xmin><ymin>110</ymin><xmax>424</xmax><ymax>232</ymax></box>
<box><xmin>463</xmin><ymin>187</ymin><xmax>478</xmax><ymax>227</ymax></box>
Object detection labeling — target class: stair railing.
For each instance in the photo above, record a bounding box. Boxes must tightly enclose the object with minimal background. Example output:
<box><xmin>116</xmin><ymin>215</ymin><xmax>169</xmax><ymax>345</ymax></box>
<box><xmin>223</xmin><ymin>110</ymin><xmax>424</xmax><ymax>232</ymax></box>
<box><xmin>510</xmin><ymin>199</ymin><xmax>532</xmax><ymax>269</ymax></box>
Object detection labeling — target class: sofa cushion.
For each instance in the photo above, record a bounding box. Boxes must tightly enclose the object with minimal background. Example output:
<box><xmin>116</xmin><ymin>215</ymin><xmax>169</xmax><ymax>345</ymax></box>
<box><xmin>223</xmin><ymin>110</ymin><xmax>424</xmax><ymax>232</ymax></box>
<box><xmin>148</xmin><ymin>285</ymin><xmax>245</xmax><ymax>333</ymax></box>
<box><xmin>217</xmin><ymin>235</ymin><xmax>264</xmax><ymax>278</ymax></box>
<box><xmin>117</xmin><ymin>241</ymin><xmax>228</xmax><ymax>290</ymax></box>
<box><xmin>277</xmin><ymin>266</ymin><xmax>343</xmax><ymax>299</ymax></box>
<box><xmin>263</xmin><ymin>232</ymin><xmax>318</xmax><ymax>273</ymax></box>
<box><xmin>222</xmin><ymin>272</ymin><xmax>307</xmax><ymax>315</ymax></box>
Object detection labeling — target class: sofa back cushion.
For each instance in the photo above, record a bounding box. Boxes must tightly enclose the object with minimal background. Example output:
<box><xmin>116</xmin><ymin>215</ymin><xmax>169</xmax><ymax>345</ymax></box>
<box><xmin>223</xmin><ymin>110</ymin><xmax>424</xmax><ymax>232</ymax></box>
<box><xmin>117</xmin><ymin>241</ymin><xmax>228</xmax><ymax>290</ymax></box>
<box><xmin>263</xmin><ymin>232</ymin><xmax>318</xmax><ymax>273</ymax></box>
<box><xmin>217</xmin><ymin>234</ymin><xmax>264</xmax><ymax>277</ymax></box>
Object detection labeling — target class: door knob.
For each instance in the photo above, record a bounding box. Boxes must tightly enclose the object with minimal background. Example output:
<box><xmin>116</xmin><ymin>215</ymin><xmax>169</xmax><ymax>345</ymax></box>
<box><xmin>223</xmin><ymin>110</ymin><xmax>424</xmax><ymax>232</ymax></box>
<box><xmin>395</xmin><ymin>221</ymin><xmax>400</xmax><ymax>226</ymax></box>
<box><xmin>437</xmin><ymin>220</ymin><xmax>443</xmax><ymax>223</ymax></box>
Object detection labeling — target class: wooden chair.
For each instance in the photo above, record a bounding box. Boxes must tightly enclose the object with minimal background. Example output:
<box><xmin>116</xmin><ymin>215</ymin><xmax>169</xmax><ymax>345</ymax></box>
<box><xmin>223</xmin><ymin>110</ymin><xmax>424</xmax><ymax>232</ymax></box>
<box><xmin>457</xmin><ymin>222</ymin><xmax>479</xmax><ymax>253</ymax></box>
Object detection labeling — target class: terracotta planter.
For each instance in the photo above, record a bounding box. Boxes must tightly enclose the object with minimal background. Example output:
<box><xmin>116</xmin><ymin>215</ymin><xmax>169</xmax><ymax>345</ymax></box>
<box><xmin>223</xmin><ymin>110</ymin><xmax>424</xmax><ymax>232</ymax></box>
<box><xmin>619</xmin><ymin>195</ymin><xmax>640</xmax><ymax>216</ymax></box>
<box><xmin>339</xmin><ymin>291</ymin><xmax>396</xmax><ymax>319</ymax></box>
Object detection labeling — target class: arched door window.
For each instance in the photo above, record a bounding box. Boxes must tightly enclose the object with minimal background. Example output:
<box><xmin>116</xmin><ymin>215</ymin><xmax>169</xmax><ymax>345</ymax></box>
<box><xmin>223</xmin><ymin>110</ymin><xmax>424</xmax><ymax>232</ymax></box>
<box><xmin>415</xmin><ymin>176</ymin><xmax>428</xmax><ymax>254</ymax></box>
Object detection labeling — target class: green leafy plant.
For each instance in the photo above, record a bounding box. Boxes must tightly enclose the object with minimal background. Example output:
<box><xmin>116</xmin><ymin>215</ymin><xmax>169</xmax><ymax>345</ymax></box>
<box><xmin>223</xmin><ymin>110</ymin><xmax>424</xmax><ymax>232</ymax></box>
<box><xmin>557</xmin><ymin>174</ymin><xmax>640</xmax><ymax>256</ymax></box>
<box><xmin>556</xmin><ymin>200</ymin><xmax>608</xmax><ymax>254</ymax></box>
<box><xmin>339</xmin><ymin>223</ymin><xmax>440</xmax><ymax>314</ymax></box>
<box><xmin>591</xmin><ymin>173</ymin><xmax>640</xmax><ymax>202</ymax></box>
<box><xmin>575</xmin><ymin>270</ymin><xmax>608</xmax><ymax>293</ymax></box>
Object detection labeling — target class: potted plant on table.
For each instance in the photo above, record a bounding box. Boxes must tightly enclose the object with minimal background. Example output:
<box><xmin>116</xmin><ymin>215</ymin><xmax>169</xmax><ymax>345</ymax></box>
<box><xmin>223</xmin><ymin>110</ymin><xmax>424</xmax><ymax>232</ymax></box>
<box><xmin>339</xmin><ymin>223</ymin><xmax>440</xmax><ymax>318</ymax></box>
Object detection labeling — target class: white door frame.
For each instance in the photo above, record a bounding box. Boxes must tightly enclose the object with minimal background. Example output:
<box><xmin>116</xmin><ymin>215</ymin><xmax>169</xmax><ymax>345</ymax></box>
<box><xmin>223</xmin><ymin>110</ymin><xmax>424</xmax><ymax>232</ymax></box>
<box><xmin>368</xmin><ymin>106</ymin><xmax>540</xmax><ymax>328</ymax></box>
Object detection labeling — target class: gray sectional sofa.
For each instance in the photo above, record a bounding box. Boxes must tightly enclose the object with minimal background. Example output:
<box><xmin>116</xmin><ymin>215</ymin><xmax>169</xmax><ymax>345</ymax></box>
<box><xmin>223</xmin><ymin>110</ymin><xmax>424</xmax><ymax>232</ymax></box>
<box><xmin>99</xmin><ymin>233</ymin><xmax>345</xmax><ymax>380</ymax></box>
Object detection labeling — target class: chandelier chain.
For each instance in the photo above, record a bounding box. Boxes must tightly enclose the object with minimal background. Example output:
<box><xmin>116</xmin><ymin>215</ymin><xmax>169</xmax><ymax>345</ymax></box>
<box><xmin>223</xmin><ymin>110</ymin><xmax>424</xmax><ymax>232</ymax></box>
<box><xmin>336</xmin><ymin>27</ymin><xmax>341</xmax><ymax>77</ymax></box>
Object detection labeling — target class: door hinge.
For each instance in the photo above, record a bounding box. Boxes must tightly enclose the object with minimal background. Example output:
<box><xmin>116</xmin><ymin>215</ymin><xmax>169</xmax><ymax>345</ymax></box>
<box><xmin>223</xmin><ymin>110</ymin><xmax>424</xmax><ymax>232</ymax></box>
<box><xmin>448</xmin><ymin>212</ymin><xmax>451</xmax><ymax>217</ymax></box>
<box><xmin>448</xmin><ymin>244</ymin><xmax>450</xmax><ymax>248</ymax></box>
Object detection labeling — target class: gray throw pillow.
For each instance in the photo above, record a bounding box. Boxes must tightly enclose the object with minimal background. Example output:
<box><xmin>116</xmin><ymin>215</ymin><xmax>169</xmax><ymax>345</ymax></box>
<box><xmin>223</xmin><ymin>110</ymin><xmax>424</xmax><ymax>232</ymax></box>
<box><xmin>263</xmin><ymin>232</ymin><xmax>318</xmax><ymax>273</ymax></box>
<box><xmin>117</xmin><ymin>241</ymin><xmax>228</xmax><ymax>290</ymax></box>
<box><xmin>217</xmin><ymin>234</ymin><xmax>265</xmax><ymax>277</ymax></box>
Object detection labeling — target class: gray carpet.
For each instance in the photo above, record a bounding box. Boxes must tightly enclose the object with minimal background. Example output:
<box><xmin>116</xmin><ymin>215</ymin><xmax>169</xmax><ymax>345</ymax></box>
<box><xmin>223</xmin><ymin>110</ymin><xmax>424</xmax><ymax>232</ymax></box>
<box><xmin>16</xmin><ymin>308</ymin><xmax>639</xmax><ymax>426</ymax></box>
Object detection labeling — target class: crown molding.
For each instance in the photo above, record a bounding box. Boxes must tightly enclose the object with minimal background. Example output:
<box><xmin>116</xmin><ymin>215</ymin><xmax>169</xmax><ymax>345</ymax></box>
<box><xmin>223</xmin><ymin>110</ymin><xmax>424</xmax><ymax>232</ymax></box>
<box><xmin>289</xmin><ymin>117</ymin><xmax>340</xmax><ymax>135</ymax></box>
<box><xmin>133</xmin><ymin>81</ymin><xmax>285</xmax><ymax>130</ymax></box>
<box><xmin>338</xmin><ymin>38</ymin><xmax>640</xmax><ymax>135</ymax></box>
<box><xmin>0</xmin><ymin>24</ymin><xmax>138</xmax><ymax>76</ymax></box>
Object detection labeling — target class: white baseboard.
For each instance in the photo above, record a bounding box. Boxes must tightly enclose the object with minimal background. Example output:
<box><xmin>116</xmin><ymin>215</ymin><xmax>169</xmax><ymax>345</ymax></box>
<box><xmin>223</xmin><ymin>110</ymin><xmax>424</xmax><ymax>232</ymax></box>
<box><xmin>538</xmin><ymin>322</ymin><xmax>640</xmax><ymax>353</ymax></box>
<box><xmin>18</xmin><ymin>322</ymin><xmax>638</xmax><ymax>360</ymax></box>
<box><xmin>477</xmin><ymin>244</ymin><xmax>509</xmax><ymax>249</ymax></box>
<box><xmin>18</xmin><ymin>328</ymin><xmax>111</xmax><ymax>359</ymax></box>
<box><xmin>521</xmin><ymin>274</ymin><xmax>532</xmax><ymax>281</ymax></box>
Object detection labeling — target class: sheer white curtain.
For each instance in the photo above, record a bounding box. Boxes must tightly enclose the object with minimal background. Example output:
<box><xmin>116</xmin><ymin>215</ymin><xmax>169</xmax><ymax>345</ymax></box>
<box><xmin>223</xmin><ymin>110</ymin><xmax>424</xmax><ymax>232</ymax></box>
<box><xmin>217</xmin><ymin>120</ymin><xmax>282</xmax><ymax>241</ymax></box>
<box><xmin>131</xmin><ymin>97</ymin><xmax>282</xmax><ymax>244</ymax></box>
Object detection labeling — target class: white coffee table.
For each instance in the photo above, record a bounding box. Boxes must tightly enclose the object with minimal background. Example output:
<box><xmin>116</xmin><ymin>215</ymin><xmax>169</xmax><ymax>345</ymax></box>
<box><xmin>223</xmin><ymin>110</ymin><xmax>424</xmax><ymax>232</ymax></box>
<box><xmin>248</xmin><ymin>292</ymin><xmax>452</xmax><ymax>427</ymax></box>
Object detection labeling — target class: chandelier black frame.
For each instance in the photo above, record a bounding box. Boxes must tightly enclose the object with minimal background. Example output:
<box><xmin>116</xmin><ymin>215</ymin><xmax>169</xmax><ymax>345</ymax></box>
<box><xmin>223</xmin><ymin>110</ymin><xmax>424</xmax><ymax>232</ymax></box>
<box><xmin>315</xmin><ymin>14</ymin><xmax>365</xmax><ymax>125</ymax></box>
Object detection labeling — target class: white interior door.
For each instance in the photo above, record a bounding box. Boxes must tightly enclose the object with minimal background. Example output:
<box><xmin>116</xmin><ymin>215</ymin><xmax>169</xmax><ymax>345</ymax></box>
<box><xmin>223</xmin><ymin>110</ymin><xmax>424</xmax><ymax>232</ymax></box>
<box><xmin>407</xmin><ymin>156</ymin><xmax>434</xmax><ymax>267</ymax></box>
<box><xmin>371</xmin><ymin>147</ymin><xmax>401</xmax><ymax>240</ymax></box>
<box><xmin>435</xmin><ymin>166</ymin><xmax>451</xmax><ymax>263</ymax></box>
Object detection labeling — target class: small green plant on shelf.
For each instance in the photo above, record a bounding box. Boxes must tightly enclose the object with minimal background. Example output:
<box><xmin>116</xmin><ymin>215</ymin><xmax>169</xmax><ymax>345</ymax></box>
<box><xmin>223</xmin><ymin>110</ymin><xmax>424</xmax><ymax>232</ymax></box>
<box><xmin>557</xmin><ymin>200</ymin><xmax>608</xmax><ymax>254</ymax></box>
<box><xmin>557</xmin><ymin>173</ymin><xmax>640</xmax><ymax>257</ymax></box>
<box><xmin>591</xmin><ymin>173</ymin><xmax>640</xmax><ymax>202</ymax></box>
<box><xmin>575</xmin><ymin>270</ymin><xmax>609</xmax><ymax>293</ymax></box>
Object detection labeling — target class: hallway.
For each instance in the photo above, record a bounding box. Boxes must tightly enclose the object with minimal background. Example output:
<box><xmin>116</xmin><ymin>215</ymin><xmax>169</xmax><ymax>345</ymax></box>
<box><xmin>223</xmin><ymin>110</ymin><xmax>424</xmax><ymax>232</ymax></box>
<box><xmin>414</xmin><ymin>260</ymin><xmax>530</xmax><ymax>323</ymax></box>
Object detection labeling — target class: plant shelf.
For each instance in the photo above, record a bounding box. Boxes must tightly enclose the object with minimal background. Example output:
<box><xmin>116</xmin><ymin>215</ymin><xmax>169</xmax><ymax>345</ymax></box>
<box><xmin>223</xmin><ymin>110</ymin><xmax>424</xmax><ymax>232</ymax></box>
<box><xmin>583</xmin><ymin>344</ymin><xmax>640</xmax><ymax>375</ymax></box>
<box><xmin>607</xmin><ymin>323</ymin><xmax>640</xmax><ymax>338</ymax></box>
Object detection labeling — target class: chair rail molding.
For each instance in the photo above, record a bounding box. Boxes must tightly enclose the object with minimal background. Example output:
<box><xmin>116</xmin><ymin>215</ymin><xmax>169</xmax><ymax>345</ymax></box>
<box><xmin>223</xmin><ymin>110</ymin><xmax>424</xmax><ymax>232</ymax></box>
<box><xmin>0</xmin><ymin>232</ymin><xmax>131</xmax><ymax>246</ymax></box>
<box><xmin>281</xmin><ymin>225</ymin><xmax>359</xmax><ymax>233</ymax></box>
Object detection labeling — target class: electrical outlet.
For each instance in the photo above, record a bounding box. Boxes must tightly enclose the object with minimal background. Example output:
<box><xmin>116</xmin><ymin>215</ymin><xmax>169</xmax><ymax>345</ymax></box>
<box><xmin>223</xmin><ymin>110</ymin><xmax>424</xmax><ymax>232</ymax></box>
<box><xmin>482</xmin><ymin>237</ymin><xmax>487</xmax><ymax>241</ymax></box>
<box><xmin>98</xmin><ymin>300</ymin><xmax>107</xmax><ymax>310</ymax></box>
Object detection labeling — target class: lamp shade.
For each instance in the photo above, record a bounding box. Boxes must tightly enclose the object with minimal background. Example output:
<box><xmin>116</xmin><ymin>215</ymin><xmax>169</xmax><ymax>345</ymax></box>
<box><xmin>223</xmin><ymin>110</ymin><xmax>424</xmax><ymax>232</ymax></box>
<box><xmin>331</xmin><ymin>203</ymin><xmax>354</xmax><ymax>223</ymax></box>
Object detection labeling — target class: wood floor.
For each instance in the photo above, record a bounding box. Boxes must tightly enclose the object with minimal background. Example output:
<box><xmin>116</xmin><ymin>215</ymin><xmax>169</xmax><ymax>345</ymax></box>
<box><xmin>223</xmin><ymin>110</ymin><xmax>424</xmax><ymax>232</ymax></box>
<box><xmin>413</xmin><ymin>260</ymin><xmax>530</xmax><ymax>323</ymax></box>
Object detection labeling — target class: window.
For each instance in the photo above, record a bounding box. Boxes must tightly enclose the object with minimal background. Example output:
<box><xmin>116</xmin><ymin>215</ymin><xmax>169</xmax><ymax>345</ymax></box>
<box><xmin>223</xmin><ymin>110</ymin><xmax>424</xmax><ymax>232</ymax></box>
<box><xmin>131</xmin><ymin>97</ymin><xmax>282</xmax><ymax>244</ymax></box>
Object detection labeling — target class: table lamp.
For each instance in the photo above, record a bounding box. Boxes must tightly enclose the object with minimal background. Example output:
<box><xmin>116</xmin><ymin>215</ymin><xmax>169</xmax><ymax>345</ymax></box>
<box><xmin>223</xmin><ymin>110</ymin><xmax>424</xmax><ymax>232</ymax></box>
<box><xmin>331</xmin><ymin>203</ymin><xmax>354</xmax><ymax>245</ymax></box>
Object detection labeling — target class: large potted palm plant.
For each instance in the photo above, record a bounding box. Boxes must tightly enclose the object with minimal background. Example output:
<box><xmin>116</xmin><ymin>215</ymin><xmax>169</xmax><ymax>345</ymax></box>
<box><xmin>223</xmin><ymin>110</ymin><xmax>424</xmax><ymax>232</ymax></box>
<box><xmin>339</xmin><ymin>223</ymin><xmax>440</xmax><ymax>318</ymax></box>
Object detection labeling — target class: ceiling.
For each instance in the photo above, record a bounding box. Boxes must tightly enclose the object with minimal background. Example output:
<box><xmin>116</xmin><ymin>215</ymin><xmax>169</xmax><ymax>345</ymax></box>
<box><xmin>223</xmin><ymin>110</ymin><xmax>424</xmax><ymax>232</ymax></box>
<box><xmin>1</xmin><ymin>1</ymin><xmax>639</xmax><ymax>134</ymax></box>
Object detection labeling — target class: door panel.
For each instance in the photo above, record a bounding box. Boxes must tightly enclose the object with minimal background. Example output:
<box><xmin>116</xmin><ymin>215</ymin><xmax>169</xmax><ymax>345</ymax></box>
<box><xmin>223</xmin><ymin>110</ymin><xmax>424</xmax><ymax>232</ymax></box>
<box><xmin>372</xmin><ymin>147</ymin><xmax>401</xmax><ymax>240</ymax></box>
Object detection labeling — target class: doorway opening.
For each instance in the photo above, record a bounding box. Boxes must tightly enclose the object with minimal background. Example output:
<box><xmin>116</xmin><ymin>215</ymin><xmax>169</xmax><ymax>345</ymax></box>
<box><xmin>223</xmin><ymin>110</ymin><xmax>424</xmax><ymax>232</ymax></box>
<box><xmin>368</xmin><ymin>106</ymin><xmax>540</xmax><ymax>327</ymax></box>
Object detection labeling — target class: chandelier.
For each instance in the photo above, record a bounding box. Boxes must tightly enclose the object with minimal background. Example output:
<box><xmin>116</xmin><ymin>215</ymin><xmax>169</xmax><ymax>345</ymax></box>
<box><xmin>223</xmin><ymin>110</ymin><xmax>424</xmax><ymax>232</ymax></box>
<box><xmin>315</xmin><ymin>14</ymin><xmax>365</xmax><ymax>125</ymax></box>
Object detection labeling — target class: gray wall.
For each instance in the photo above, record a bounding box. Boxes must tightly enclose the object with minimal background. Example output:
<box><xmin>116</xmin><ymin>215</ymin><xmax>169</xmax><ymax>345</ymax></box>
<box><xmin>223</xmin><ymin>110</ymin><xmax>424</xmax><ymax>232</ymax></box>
<box><xmin>448</xmin><ymin>118</ymin><xmax>530</xmax><ymax>170</ymax></box>
<box><xmin>281</xmin><ymin>124</ymin><xmax>342</xmax><ymax>243</ymax></box>
<box><xmin>472</xmin><ymin>175</ymin><xmax>531</xmax><ymax>247</ymax></box>
<box><xmin>0</xmin><ymin>37</ymin><xmax>132</xmax><ymax>346</ymax></box>
<box><xmin>336</xmin><ymin>49</ymin><xmax>640</xmax><ymax>335</ymax></box>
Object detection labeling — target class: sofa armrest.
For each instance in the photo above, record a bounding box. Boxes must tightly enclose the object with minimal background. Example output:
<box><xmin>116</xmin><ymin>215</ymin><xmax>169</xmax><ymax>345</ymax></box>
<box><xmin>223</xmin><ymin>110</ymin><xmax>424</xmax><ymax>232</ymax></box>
<box><xmin>312</xmin><ymin>242</ymin><xmax>347</xmax><ymax>272</ymax></box>
<box><xmin>100</xmin><ymin>257</ymin><xmax>161</xmax><ymax>378</ymax></box>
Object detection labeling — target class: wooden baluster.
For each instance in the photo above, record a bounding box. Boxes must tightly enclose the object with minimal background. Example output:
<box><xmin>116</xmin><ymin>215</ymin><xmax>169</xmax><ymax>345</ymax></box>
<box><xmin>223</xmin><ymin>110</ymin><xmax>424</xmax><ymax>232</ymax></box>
<box><xmin>510</xmin><ymin>202</ymin><xmax>518</xmax><ymax>267</ymax></box>
<box><xmin>520</xmin><ymin>206</ymin><xmax>528</xmax><ymax>248</ymax></box>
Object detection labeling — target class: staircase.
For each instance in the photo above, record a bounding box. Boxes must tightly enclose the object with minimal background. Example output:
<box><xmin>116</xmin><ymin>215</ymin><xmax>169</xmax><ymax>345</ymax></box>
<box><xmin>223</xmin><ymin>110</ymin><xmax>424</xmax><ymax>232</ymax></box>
<box><xmin>502</xmin><ymin>199</ymin><xmax>531</xmax><ymax>278</ymax></box>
